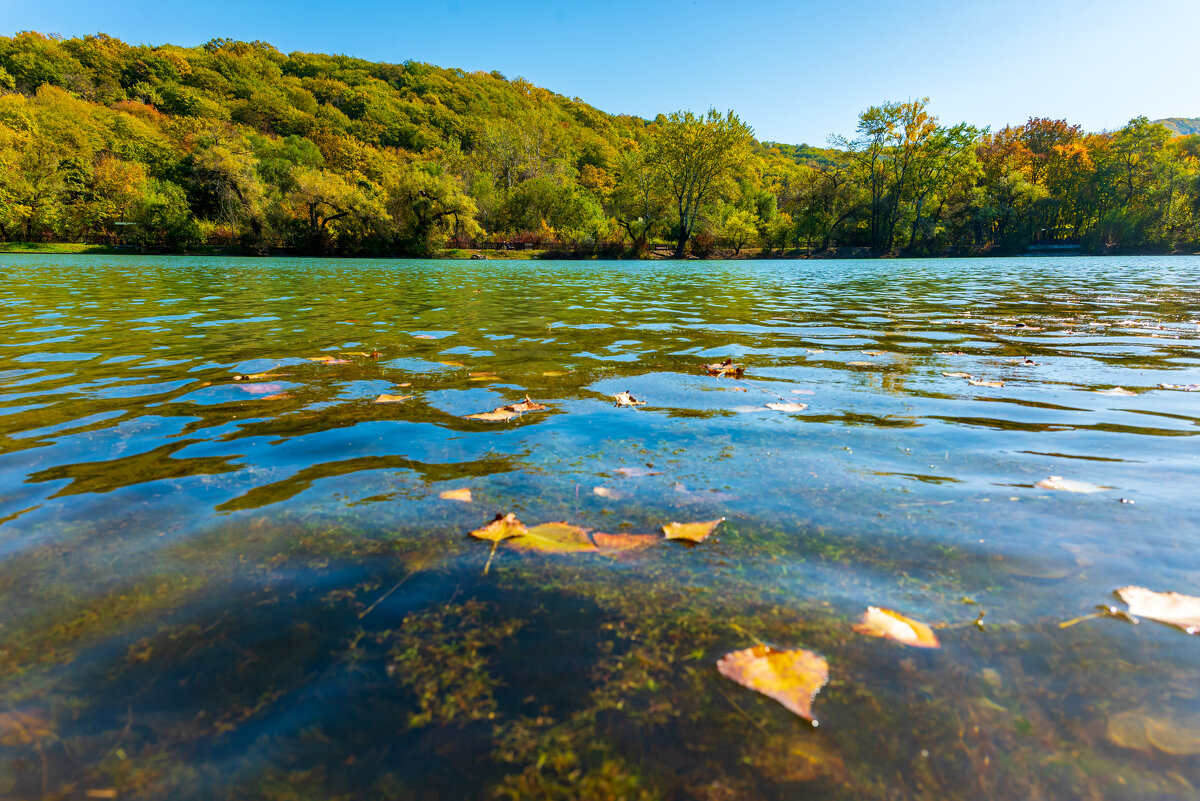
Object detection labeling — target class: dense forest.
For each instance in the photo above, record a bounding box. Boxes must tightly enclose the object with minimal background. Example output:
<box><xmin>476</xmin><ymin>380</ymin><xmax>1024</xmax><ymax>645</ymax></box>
<box><xmin>1</xmin><ymin>31</ymin><xmax>1198</xmax><ymax>258</ymax></box>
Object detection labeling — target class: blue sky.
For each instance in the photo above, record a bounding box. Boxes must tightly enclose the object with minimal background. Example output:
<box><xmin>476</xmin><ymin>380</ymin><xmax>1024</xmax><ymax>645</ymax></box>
<box><xmin>2</xmin><ymin>0</ymin><xmax>1197</xmax><ymax>144</ymax></box>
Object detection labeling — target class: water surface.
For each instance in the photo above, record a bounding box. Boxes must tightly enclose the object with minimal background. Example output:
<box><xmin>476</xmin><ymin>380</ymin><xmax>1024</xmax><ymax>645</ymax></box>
<box><xmin>1</xmin><ymin>255</ymin><xmax>1199</xmax><ymax>800</ymax></box>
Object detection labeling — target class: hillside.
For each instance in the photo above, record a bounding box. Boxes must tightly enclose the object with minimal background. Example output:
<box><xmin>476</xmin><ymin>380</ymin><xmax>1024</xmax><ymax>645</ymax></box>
<box><xmin>1</xmin><ymin>32</ymin><xmax>1199</xmax><ymax>257</ymax></box>
<box><xmin>1155</xmin><ymin>117</ymin><xmax>1200</xmax><ymax>136</ymax></box>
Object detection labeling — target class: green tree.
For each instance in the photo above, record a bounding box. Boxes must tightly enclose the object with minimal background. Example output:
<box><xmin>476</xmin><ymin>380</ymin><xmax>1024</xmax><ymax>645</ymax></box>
<box><xmin>648</xmin><ymin>109</ymin><xmax>753</xmax><ymax>257</ymax></box>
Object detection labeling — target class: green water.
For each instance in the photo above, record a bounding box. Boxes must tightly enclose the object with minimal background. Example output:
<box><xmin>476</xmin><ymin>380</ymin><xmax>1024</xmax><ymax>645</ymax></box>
<box><xmin>1</xmin><ymin>254</ymin><xmax>1198</xmax><ymax>800</ymax></box>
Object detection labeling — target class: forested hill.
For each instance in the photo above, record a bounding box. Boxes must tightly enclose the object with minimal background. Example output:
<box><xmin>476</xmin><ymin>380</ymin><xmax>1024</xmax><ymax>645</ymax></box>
<box><xmin>2</xmin><ymin>31</ymin><xmax>1199</xmax><ymax>257</ymax></box>
<box><xmin>1155</xmin><ymin>117</ymin><xmax>1200</xmax><ymax>136</ymax></box>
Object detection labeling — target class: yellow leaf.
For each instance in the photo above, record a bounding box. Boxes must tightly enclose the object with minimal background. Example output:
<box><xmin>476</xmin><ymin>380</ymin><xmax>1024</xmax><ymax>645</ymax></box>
<box><xmin>662</xmin><ymin>518</ymin><xmax>724</xmax><ymax>542</ymax></box>
<box><xmin>439</xmin><ymin>488</ymin><xmax>473</xmax><ymax>503</ymax></box>
<box><xmin>542</xmin><ymin>370</ymin><xmax>569</xmax><ymax>376</ymax></box>
<box><xmin>592</xmin><ymin>532</ymin><xmax>658</xmax><ymax>553</ymax></box>
<box><xmin>508</xmin><ymin>522</ymin><xmax>598</xmax><ymax>553</ymax></box>
<box><xmin>374</xmin><ymin>394</ymin><xmax>413</xmax><ymax>403</ymax></box>
<box><xmin>852</xmin><ymin>606</ymin><xmax>940</xmax><ymax>648</ymax></box>
<box><xmin>717</xmin><ymin>646</ymin><xmax>829</xmax><ymax>722</ymax></box>
<box><xmin>468</xmin><ymin>513</ymin><xmax>527</xmax><ymax>543</ymax></box>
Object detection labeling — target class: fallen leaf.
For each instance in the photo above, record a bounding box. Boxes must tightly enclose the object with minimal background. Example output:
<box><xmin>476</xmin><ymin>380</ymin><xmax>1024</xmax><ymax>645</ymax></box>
<box><xmin>469</xmin><ymin>373</ymin><xmax>499</xmax><ymax>382</ymax></box>
<box><xmin>861</xmin><ymin>350</ymin><xmax>886</xmax><ymax>356</ymax></box>
<box><xmin>398</xmin><ymin>382</ymin><xmax>412</xmax><ymax>387</ymax></box>
<box><xmin>469</xmin><ymin>513</ymin><xmax>527</xmax><ymax>574</ymax></box>
<box><xmin>542</xmin><ymin>370</ymin><xmax>570</xmax><ymax>376</ymax></box>
<box><xmin>374</xmin><ymin>394</ymin><xmax>413</xmax><ymax>403</ymax></box>
<box><xmin>507</xmin><ymin>396</ymin><xmax>547</xmax><ymax>412</ymax></box>
<box><xmin>439</xmin><ymin>488</ymin><xmax>472</xmax><ymax>502</ymax></box>
<box><xmin>937</xmin><ymin>350</ymin><xmax>969</xmax><ymax>356</ymax></box>
<box><xmin>1116</xmin><ymin>586</ymin><xmax>1200</xmax><ymax>633</ymax></box>
<box><xmin>508</xmin><ymin>521</ymin><xmax>598</xmax><ymax>553</ymax></box>
<box><xmin>847</xmin><ymin>361</ymin><xmax>875</xmax><ymax>366</ymax></box>
<box><xmin>592</xmin><ymin>532</ymin><xmax>659</xmax><ymax>552</ymax></box>
<box><xmin>465</xmin><ymin>408</ymin><xmax>520</xmax><ymax>422</ymax></box>
<box><xmin>717</xmin><ymin>646</ymin><xmax>829</xmax><ymax>722</ymax></box>
<box><xmin>613</xmin><ymin>390</ymin><xmax>647</xmax><ymax>407</ymax></box>
<box><xmin>853</xmin><ymin>607</ymin><xmax>940</xmax><ymax>648</ymax></box>
<box><xmin>705</xmin><ymin>358</ymin><xmax>746</xmax><ymax>377</ymax></box>
<box><xmin>469</xmin><ymin>513</ymin><xmax>526</xmax><ymax>542</ymax></box>
<box><xmin>439</xmin><ymin>360</ymin><xmax>466</xmax><ymax>368</ymax></box>
<box><xmin>662</xmin><ymin>518</ymin><xmax>724</xmax><ymax>542</ymax></box>
<box><xmin>1095</xmin><ymin>387</ymin><xmax>1137</xmax><ymax>396</ymax></box>
<box><xmin>1034</xmin><ymin>475</ymin><xmax>1107</xmax><ymax>493</ymax></box>
<box><xmin>765</xmin><ymin>402</ymin><xmax>807</xmax><ymax>412</ymax></box>
<box><xmin>615</xmin><ymin>466</ymin><xmax>663</xmax><ymax>477</ymax></box>
<box><xmin>413</xmin><ymin>334</ymin><xmax>436</xmax><ymax>339</ymax></box>
<box><xmin>465</xmin><ymin>396</ymin><xmax>549</xmax><ymax>421</ymax></box>
<box><xmin>593</xmin><ymin>486</ymin><xmax>628</xmax><ymax>500</ymax></box>
<box><xmin>968</xmin><ymin>379</ymin><xmax>1004</xmax><ymax>387</ymax></box>
<box><xmin>307</xmin><ymin>355</ymin><xmax>350</xmax><ymax>364</ymax></box>
<box><xmin>240</xmin><ymin>382</ymin><xmax>285</xmax><ymax>394</ymax></box>
<box><xmin>942</xmin><ymin>372</ymin><xmax>973</xmax><ymax>378</ymax></box>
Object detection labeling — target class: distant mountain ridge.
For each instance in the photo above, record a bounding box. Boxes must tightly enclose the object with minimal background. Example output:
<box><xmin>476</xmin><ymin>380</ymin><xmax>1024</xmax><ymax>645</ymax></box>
<box><xmin>1155</xmin><ymin>117</ymin><xmax>1200</xmax><ymax>135</ymax></box>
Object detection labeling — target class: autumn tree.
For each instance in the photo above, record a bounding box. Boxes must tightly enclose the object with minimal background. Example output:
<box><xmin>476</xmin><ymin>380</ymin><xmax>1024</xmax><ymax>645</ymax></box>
<box><xmin>648</xmin><ymin>109</ymin><xmax>753</xmax><ymax>257</ymax></box>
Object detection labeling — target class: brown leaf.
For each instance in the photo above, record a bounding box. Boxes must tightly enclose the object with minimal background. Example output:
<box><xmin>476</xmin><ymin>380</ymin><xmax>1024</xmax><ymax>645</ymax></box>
<box><xmin>374</xmin><ymin>394</ymin><xmax>413</xmax><ymax>403</ymax></box>
<box><xmin>968</xmin><ymin>379</ymin><xmax>1004</xmax><ymax>388</ymax></box>
<box><xmin>507</xmin><ymin>521</ymin><xmax>598</xmax><ymax>553</ymax></box>
<box><xmin>853</xmin><ymin>607</ymin><xmax>941</xmax><ymax>648</ymax></box>
<box><xmin>465</xmin><ymin>408</ymin><xmax>520</xmax><ymax>422</ymax></box>
<box><xmin>717</xmin><ymin>646</ymin><xmax>829</xmax><ymax>722</ymax></box>
<box><xmin>507</xmin><ymin>395</ymin><xmax>548</xmax><ymax>412</ymax></box>
<box><xmin>765</xmin><ymin>402</ymin><xmax>807</xmax><ymax>412</ymax></box>
<box><xmin>439</xmin><ymin>488</ymin><xmax>473</xmax><ymax>503</ymax></box>
<box><xmin>861</xmin><ymin>350</ymin><xmax>887</xmax><ymax>356</ymax></box>
<box><xmin>613</xmin><ymin>390</ymin><xmax>647</xmax><ymax>407</ymax></box>
<box><xmin>1116</xmin><ymin>586</ymin><xmax>1200</xmax><ymax>633</ymax></box>
<box><xmin>942</xmin><ymin>372</ymin><xmax>973</xmax><ymax>378</ymax></box>
<box><xmin>662</xmin><ymin>518</ymin><xmax>724</xmax><ymax>542</ymax></box>
<box><xmin>705</xmin><ymin>358</ymin><xmax>746</xmax><ymax>377</ymax></box>
<box><xmin>469</xmin><ymin>513</ymin><xmax>527</xmax><ymax>543</ymax></box>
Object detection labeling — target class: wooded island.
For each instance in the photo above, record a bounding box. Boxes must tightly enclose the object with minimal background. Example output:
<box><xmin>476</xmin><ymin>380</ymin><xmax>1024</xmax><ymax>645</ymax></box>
<box><xmin>1</xmin><ymin>32</ymin><xmax>1197</xmax><ymax>258</ymax></box>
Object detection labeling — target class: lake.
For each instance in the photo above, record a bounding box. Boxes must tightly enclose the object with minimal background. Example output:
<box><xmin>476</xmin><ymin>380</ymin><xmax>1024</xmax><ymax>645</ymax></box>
<box><xmin>1</xmin><ymin>254</ymin><xmax>1198</xmax><ymax>800</ymax></box>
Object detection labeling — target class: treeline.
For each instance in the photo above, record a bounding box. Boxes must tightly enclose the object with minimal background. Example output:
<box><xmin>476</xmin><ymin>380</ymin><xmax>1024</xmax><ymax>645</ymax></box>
<box><xmin>1</xmin><ymin>31</ymin><xmax>1198</xmax><ymax>257</ymax></box>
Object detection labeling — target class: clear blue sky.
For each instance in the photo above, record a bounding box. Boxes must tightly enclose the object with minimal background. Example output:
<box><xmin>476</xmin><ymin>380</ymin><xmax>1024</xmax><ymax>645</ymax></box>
<box><xmin>3</xmin><ymin>0</ymin><xmax>1197</xmax><ymax>144</ymax></box>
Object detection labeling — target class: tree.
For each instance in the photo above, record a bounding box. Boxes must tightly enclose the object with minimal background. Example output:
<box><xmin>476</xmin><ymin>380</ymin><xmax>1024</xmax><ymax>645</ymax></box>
<box><xmin>720</xmin><ymin>209</ymin><xmax>758</xmax><ymax>255</ymax></box>
<box><xmin>608</xmin><ymin>144</ymin><xmax>668</xmax><ymax>255</ymax></box>
<box><xmin>648</xmin><ymin>109</ymin><xmax>753</xmax><ymax>257</ymax></box>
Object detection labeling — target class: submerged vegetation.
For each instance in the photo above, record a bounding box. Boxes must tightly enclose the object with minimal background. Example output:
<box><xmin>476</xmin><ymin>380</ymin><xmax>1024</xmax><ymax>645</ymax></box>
<box><xmin>2</xmin><ymin>31</ymin><xmax>1200</xmax><ymax>257</ymax></box>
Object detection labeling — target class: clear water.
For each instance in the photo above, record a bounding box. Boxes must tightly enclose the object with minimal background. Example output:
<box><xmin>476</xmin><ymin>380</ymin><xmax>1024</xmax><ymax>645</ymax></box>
<box><xmin>1</xmin><ymin>254</ymin><xmax>1198</xmax><ymax>800</ymax></box>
